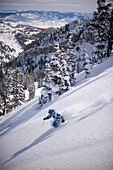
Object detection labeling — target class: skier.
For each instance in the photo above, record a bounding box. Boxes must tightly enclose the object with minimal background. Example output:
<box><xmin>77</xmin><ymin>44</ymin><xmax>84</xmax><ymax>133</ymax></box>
<box><xmin>43</xmin><ymin>109</ymin><xmax>65</xmax><ymax>128</ymax></box>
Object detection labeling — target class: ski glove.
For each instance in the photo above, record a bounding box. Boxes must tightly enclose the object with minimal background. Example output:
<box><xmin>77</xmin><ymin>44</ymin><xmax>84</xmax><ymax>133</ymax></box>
<box><xmin>43</xmin><ymin>118</ymin><xmax>46</xmax><ymax>120</ymax></box>
<box><xmin>62</xmin><ymin>119</ymin><xmax>65</xmax><ymax>123</ymax></box>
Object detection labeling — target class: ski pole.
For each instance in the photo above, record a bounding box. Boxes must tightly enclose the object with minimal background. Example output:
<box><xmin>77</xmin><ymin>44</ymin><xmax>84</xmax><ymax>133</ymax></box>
<box><xmin>42</xmin><ymin>120</ymin><xmax>45</xmax><ymax>127</ymax></box>
<box><xmin>66</xmin><ymin>113</ymin><xmax>83</xmax><ymax>121</ymax></box>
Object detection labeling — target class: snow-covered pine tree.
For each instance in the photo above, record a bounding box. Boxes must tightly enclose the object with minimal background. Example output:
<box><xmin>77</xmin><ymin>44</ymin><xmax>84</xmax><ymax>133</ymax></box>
<box><xmin>40</xmin><ymin>42</ymin><xmax>70</xmax><ymax>106</ymax></box>
<box><xmin>59</xmin><ymin>48</ymin><xmax>70</xmax><ymax>93</ymax></box>
<box><xmin>39</xmin><ymin>58</ymin><xmax>52</xmax><ymax>107</ymax></box>
<box><xmin>75</xmin><ymin>46</ymin><xmax>84</xmax><ymax>73</ymax></box>
<box><xmin>66</xmin><ymin>32</ymin><xmax>77</xmax><ymax>85</ymax></box>
<box><xmin>18</xmin><ymin>72</ymin><xmax>25</xmax><ymax>102</ymax></box>
<box><xmin>28</xmin><ymin>71</ymin><xmax>35</xmax><ymax>100</ymax></box>
<box><xmin>13</xmin><ymin>68</ymin><xmax>20</xmax><ymax>108</ymax></box>
<box><xmin>0</xmin><ymin>65</ymin><xmax>3</xmax><ymax>94</ymax></box>
<box><xmin>0</xmin><ymin>94</ymin><xmax>4</xmax><ymax>116</ymax></box>
<box><xmin>107</xmin><ymin>3</ymin><xmax>113</xmax><ymax>56</ymax></box>
<box><xmin>83</xmin><ymin>49</ymin><xmax>91</xmax><ymax>78</ymax></box>
<box><xmin>3</xmin><ymin>69</ymin><xmax>13</xmax><ymax>114</ymax></box>
<box><xmin>91</xmin><ymin>46</ymin><xmax>99</xmax><ymax>65</ymax></box>
<box><xmin>23</xmin><ymin>71</ymin><xmax>29</xmax><ymax>90</ymax></box>
<box><xmin>93</xmin><ymin>0</ymin><xmax>111</xmax><ymax>62</ymax></box>
<box><xmin>42</xmin><ymin>58</ymin><xmax>53</xmax><ymax>101</ymax></box>
<box><xmin>13</xmin><ymin>67</ymin><xmax>25</xmax><ymax>108</ymax></box>
<box><xmin>50</xmin><ymin>42</ymin><xmax>62</xmax><ymax>96</ymax></box>
<box><xmin>0</xmin><ymin>67</ymin><xmax>5</xmax><ymax>115</ymax></box>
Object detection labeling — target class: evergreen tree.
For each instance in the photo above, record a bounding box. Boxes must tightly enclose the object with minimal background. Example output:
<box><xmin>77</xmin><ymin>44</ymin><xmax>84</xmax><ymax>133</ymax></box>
<box><xmin>83</xmin><ymin>49</ymin><xmax>91</xmax><ymax>78</ymax></box>
<box><xmin>0</xmin><ymin>94</ymin><xmax>4</xmax><ymax>116</ymax></box>
<box><xmin>93</xmin><ymin>0</ymin><xmax>111</xmax><ymax>61</ymax></box>
<box><xmin>13</xmin><ymin>67</ymin><xmax>25</xmax><ymax>108</ymax></box>
<box><xmin>18</xmin><ymin>72</ymin><xmax>25</xmax><ymax>101</ymax></box>
<box><xmin>3</xmin><ymin>69</ymin><xmax>13</xmax><ymax>114</ymax></box>
<box><xmin>59</xmin><ymin>48</ymin><xmax>70</xmax><ymax>93</ymax></box>
<box><xmin>43</xmin><ymin>58</ymin><xmax>53</xmax><ymax>101</ymax></box>
<box><xmin>50</xmin><ymin>42</ymin><xmax>62</xmax><ymax>96</ymax></box>
<box><xmin>40</xmin><ymin>42</ymin><xmax>70</xmax><ymax>106</ymax></box>
<box><xmin>24</xmin><ymin>71</ymin><xmax>29</xmax><ymax>90</ymax></box>
<box><xmin>91</xmin><ymin>47</ymin><xmax>99</xmax><ymax>65</ymax></box>
<box><xmin>0</xmin><ymin>68</ymin><xmax>25</xmax><ymax>115</ymax></box>
<box><xmin>0</xmin><ymin>65</ymin><xmax>4</xmax><ymax>95</ymax></box>
<box><xmin>107</xmin><ymin>5</ymin><xmax>113</xmax><ymax>56</ymax></box>
<box><xmin>0</xmin><ymin>66</ymin><xmax>5</xmax><ymax>115</ymax></box>
<box><xmin>28</xmin><ymin>71</ymin><xmax>35</xmax><ymax>100</ymax></box>
<box><xmin>66</xmin><ymin>32</ymin><xmax>77</xmax><ymax>85</ymax></box>
<box><xmin>50</xmin><ymin>43</ymin><xmax>70</xmax><ymax>96</ymax></box>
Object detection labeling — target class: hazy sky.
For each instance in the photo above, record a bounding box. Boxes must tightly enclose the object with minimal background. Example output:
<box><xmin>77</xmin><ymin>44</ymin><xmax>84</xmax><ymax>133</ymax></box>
<box><xmin>0</xmin><ymin>0</ymin><xmax>97</xmax><ymax>13</ymax></box>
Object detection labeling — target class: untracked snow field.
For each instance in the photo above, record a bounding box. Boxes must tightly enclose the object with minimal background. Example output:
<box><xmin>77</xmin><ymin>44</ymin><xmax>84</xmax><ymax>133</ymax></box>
<box><xmin>0</xmin><ymin>54</ymin><xmax>113</xmax><ymax>170</ymax></box>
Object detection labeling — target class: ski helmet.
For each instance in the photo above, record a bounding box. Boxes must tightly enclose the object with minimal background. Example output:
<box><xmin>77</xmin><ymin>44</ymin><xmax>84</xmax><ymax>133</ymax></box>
<box><xmin>48</xmin><ymin>109</ymin><xmax>53</xmax><ymax>114</ymax></box>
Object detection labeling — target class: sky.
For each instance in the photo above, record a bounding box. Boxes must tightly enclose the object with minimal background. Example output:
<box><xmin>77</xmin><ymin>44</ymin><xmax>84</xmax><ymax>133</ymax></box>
<box><xmin>0</xmin><ymin>0</ymin><xmax>97</xmax><ymax>13</ymax></box>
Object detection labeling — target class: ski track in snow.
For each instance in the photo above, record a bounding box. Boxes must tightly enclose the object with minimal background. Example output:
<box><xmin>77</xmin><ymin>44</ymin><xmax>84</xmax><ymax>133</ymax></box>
<box><xmin>0</xmin><ymin>54</ymin><xmax>113</xmax><ymax>170</ymax></box>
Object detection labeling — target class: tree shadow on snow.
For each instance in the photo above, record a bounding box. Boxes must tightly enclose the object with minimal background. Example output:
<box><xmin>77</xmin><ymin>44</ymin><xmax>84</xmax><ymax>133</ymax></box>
<box><xmin>1</xmin><ymin>128</ymin><xmax>55</xmax><ymax>166</ymax></box>
<box><xmin>0</xmin><ymin>98</ymin><xmax>41</xmax><ymax>137</ymax></box>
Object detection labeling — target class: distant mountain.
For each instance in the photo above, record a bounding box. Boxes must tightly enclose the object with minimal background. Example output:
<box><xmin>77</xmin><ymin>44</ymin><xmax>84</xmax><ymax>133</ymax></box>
<box><xmin>0</xmin><ymin>22</ymin><xmax>55</xmax><ymax>64</ymax></box>
<box><xmin>0</xmin><ymin>10</ymin><xmax>92</xmax><ymax>28</ymax></box>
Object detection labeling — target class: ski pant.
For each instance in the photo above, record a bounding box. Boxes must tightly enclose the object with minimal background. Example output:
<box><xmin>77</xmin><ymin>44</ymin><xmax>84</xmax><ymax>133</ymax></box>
<box><xmin>52</xmin><ymin>119</ymin><xmax>61</xmax><ymax>128</ymax></box>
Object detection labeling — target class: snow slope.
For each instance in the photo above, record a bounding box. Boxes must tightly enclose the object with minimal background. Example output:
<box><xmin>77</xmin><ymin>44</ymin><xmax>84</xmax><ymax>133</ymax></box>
<box><xmin>0</xmin><ymin>22</ymin><xmax>23</xmax><ymax>59</ymax></box>
<box><xmin>0</xmin><ymin>54</ymin><xmax>113</xmax><ymax>170</ymax></box>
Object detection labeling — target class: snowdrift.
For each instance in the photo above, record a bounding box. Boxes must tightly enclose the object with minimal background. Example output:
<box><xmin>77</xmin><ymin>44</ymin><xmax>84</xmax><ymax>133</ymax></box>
<box><xmin>0</xmin><ymin>54</ymin><xmax>113</xmax><ymax>170</ymax></box>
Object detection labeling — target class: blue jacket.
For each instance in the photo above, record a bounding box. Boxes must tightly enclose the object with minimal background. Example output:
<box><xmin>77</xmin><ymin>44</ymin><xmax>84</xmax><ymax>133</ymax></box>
<box><xmin>44</xmin><ymin>110</ymin><xmax>65</xmax><ymax>121</ymax></box>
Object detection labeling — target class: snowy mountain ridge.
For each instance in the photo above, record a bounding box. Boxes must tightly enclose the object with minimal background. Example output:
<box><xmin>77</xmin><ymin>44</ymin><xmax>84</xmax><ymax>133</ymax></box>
<box><xmin>0</xmin><ymin>53</ymin><xmax>113</xmax><ymax>170</ymax></box>
<box><xmin>0</xmin><ymin>10</ymin><xmax>92</xmax><ymax>28</ymax></box>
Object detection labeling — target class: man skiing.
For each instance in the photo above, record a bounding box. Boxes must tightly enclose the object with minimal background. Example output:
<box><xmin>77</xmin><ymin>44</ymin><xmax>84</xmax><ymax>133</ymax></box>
<box><xmin>43</xmin><ymin>109</ymin><xmax>65</xmax><ymax>128</ymax></box>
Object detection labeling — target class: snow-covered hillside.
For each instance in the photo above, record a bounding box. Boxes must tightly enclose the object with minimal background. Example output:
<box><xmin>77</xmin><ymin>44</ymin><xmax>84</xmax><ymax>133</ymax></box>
<box><xmin>0</xmin><ymin>10</ymin><xmax>92</xmax><ymax>28</ymax></box>
<box><xmin>0</xmin><ymin>54</ymin><xmax>113</xmax><ymax>170</ymax></box>
<box><xmin>0</xmin><ymin>22</ymin><xmax>23</xmax><ymax>58</ymax></box>
<box><xmin>0</xmin><ymin>22</ymin><xmax>55</xmax><ymax>63</ymax></box>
